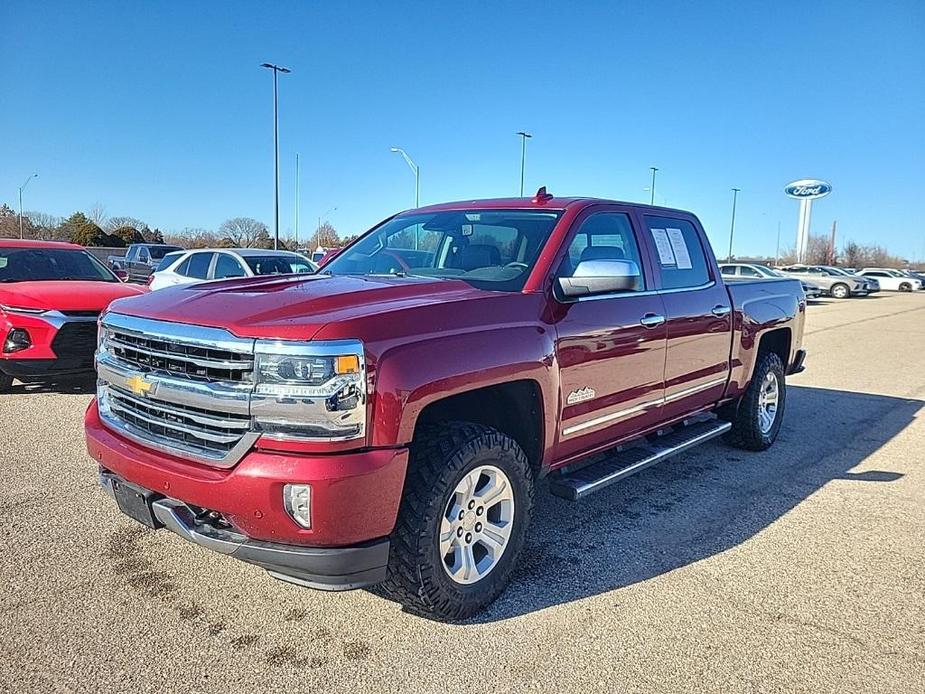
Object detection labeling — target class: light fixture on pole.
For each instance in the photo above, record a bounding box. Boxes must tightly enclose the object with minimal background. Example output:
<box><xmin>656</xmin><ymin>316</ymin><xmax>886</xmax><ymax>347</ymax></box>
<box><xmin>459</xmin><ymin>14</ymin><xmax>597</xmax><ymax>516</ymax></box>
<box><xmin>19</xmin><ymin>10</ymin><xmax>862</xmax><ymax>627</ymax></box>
<box><xmin>389</xmin><ymin>147</ymin><xmax>420</xmax><ymax>208</ymax></box>
<box><xmin>516</xmin><ymin>131</ymin><xmax>532</xmax><ymax>196</ymax></box>
<box><xmin>18</xmin><ymin>173</ymin><xmax>38</xmax><ymax>239</ymax></box>
<box><xmin>727</xmin><ymin>187</ymin><xmax>741</xmax><ymax>262</ymax></box>
<box><xmin>261</xmin><ymin>62</ymin><xmax>291</xmax><ymax>250</ymax></box>
<box><xmin>649</xmin><ymin>167</ymin><xmax>658</xmax><ymax>205</ymax></box>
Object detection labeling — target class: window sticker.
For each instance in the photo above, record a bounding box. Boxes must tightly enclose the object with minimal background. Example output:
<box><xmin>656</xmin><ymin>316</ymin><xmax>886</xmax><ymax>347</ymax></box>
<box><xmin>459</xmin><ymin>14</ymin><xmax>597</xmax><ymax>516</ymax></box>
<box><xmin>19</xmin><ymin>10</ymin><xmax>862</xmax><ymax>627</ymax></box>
<box><xmin>666</xmin><ymin>228</ymin><xmax>693</xmax><ymax>270</ymax></box>
<box><xmin>650</xmin><ymin>228</ymin><xmax>676</xmax><ymax>266</ymax></box>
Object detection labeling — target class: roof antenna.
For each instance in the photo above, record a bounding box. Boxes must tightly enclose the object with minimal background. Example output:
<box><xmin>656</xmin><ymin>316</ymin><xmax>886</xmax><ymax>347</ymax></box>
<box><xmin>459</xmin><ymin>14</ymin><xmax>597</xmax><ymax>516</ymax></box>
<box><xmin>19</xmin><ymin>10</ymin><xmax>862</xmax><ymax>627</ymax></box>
<box><xmin>532</xmin><ymin>186</ymin><xmax>553</xmax><ymax>204</ymax></box>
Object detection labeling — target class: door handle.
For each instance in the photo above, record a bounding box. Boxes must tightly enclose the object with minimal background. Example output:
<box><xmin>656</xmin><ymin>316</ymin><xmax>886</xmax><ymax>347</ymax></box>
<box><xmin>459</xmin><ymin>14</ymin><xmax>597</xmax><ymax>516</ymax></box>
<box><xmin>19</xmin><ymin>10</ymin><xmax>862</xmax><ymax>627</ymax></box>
<box><xmin>711</xmin><ymin>305</ymin><xmax>732</xmax><ymax>317</ymax></box>
<box><xmin>640</xmin><ymin>313</ymin><xmax>666</xmax><ymax>328</ymax></box>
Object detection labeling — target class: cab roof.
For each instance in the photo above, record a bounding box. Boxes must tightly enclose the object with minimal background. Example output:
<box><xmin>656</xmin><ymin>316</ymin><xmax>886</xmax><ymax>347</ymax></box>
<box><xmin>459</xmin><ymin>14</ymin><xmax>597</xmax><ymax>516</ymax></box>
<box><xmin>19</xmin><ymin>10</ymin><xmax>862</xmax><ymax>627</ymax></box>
<box><xmin>0</xmin><ymin>239</ymin><xmax>83</xmax><ymax>250</ymax></box>
<box><xmin>408</xmin><ymin>189</ymin><xmax>689</xmax><ymax>216</ymax></box>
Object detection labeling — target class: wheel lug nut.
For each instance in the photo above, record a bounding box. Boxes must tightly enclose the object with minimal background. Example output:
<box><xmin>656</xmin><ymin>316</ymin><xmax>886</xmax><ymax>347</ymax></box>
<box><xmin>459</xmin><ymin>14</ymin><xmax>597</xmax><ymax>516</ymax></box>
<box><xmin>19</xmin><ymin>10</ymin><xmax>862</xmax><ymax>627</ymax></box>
<box><xmin>465</xmin><ymin>533</ymin><xmax>472</xmax><ymax>543</ymax></box>
<box><xmin>468</xmin><ymin>500</ymin><xmax>475</xmax><ymax>510</ymax></box>
<box><xmin>457</xmin><ymin>527</ymin><xmax>463</xmax><ymax>537</ymax></box>
<box><xmin>476</xmin><ymin>506</ymin><xmax>483</xmax><ymax>516</ymax></box>
<box><xmin>458</xmin><ymin>511</ymin><xmax>465</xmax><ymax>520</ymax></box>
<box><xmin>475</xmin><ymin>522</ymin><xmax>482</xmax><ymax>532</ymax></box>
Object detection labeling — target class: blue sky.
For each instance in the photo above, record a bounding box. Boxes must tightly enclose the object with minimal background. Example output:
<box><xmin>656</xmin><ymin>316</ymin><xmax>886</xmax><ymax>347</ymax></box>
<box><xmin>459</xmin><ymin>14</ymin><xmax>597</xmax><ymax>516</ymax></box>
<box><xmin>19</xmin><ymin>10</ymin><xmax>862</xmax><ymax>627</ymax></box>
<box><xmin>2</xmin><ymin>1</ymin><xmax>923</xmax><ymax>259</ymax></box>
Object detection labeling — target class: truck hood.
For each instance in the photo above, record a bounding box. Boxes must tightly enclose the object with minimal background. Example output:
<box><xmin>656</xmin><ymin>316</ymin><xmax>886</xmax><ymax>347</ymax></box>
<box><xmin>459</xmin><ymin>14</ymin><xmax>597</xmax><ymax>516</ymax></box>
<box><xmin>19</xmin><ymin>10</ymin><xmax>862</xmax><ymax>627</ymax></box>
<box><xmin>0</xmin><ymin>280</ymin><xmax>146</xmax><ymax>312</ymax></box>
<box><xmin>108</xmin><ymin>274</ymin><xmax>493</xmax><ymax>339</ymax></box>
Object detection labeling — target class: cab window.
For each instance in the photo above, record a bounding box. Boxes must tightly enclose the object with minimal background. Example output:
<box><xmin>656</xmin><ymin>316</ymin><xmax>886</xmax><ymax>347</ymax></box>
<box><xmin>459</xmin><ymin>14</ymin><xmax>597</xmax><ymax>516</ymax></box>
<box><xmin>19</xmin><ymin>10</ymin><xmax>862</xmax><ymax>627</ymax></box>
<box><xmin>176</xmin><ymin>252</ymin><xmax>214</xmax><ymax>279</ymax></box>
<box><xmin>558</xmin><ymin>212</ymin><xmax>645</xmax><ymax>292</ymax></box>
<box><xmin>643</xmin><ymin>216</ymin><xmax>711</xmax><ymax>290</ymax></box>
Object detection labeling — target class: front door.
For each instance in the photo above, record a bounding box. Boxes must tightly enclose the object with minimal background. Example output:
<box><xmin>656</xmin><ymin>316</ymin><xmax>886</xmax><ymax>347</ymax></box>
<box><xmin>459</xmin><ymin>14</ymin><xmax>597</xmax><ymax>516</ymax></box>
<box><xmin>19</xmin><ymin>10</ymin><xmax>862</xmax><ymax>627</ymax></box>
<box><xmin>552</xmin><ymin>208</ymin><xmax>668</xmax><ymax>463</ymax></box>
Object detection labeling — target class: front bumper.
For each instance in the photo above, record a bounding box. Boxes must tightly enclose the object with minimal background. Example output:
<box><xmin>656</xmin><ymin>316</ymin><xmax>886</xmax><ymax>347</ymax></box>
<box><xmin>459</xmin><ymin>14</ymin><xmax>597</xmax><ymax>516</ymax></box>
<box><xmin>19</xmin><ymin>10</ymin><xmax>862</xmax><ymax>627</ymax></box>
<box><xmin>99</xmin><ymin>471</ymin><xmax>391</xmax><ymax>589</ymax></box>
<box><xmin>0</xmin><ymin>357</ymin><xmax>94</xmax><ymax>378</ymax></box>
<box><xmin>85</xmin><ymin>400</ymin><xmax>409</xmax><ymax>547</ymax></box>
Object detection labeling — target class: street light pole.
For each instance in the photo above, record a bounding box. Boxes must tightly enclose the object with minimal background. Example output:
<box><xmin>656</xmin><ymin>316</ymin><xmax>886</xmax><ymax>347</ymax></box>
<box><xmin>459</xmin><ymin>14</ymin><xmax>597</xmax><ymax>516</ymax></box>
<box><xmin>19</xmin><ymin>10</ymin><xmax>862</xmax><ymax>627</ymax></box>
<box><xmin>294</xmin><ymin>153</ymin><xmax>300</xmax><ymax>248</ymax></box>
<box><xmin>389</xmin><ymin>147</ymin><xmax>420</xmax><ymax>208</ymax></box>
<box><xmin>261</xmin><ymin>62</ymin><xmax>291</xmax><ymax>250</ymax></box>
<box><xmin>649</xmin><ymin>167</ymin><xmax>658</xmax><ymax>205</ymax></box>
<box><xmin>18</xmin><ymin>173</ymin><xmax>38</xmax><ymax>239</ymax></box>
<box><xmin>516</xmin><ymin>131</ymin><xmax>532</xmax><ymax>196</ymax></box>
<box><xmin>727</xmin><ymin>187</ymin><xmax>741</xmax><ymax>262</ymax></box>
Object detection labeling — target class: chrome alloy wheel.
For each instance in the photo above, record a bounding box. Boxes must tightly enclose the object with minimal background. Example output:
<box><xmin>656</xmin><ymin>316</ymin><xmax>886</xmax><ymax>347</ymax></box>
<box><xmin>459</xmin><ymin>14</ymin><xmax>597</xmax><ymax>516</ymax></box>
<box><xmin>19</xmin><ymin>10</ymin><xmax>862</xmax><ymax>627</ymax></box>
<box><xmin>439</xmin><ymin>465</ymin><xmax>515</xmax><ymax>585</ymax></box>
<box><xmin>757</xmin><ymin>371</ymin><xmax>780</xmax><ymax>434</ymax></box>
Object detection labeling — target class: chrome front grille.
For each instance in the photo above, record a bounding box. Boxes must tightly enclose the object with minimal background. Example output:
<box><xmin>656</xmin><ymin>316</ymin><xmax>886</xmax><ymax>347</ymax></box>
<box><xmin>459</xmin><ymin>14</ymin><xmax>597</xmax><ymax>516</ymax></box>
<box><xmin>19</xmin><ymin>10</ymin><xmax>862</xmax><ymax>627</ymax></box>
<box><xmin>106</xmin><ymin>329</ymin><xmax>253</xmax><ymax>382</ymax></box>
<box><xmin>107</xmin><ymin>386</ymin><xmax>251</xmax><ymax>454</ymax></box>
<box><xmin>96</xmin><ymin>313</ymin><xmax>258</xmax><ymax>466</ymax></box>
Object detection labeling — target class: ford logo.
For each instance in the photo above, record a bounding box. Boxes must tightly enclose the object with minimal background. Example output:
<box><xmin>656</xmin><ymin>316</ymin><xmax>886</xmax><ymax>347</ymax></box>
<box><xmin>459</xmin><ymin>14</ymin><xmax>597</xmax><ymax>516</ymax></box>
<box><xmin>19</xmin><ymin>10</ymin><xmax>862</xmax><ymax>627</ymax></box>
<box><xmin>785</xmin><ymin>179</ymin><xmax>832</xmax><ymax>199</ymax></box>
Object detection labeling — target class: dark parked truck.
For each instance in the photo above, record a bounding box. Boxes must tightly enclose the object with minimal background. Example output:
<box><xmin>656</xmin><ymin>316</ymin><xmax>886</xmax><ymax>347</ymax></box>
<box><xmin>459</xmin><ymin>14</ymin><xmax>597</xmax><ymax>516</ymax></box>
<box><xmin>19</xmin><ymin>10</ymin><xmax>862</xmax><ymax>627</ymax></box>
<box><xmin>108</xmin><ymin>243</ymin><xmax>182</xmax><ymax>284</ymax></box>
<box><xmin>86</xmin><ymin>192</ymin><xmax>806</xmax><ymax>620</ymax></box>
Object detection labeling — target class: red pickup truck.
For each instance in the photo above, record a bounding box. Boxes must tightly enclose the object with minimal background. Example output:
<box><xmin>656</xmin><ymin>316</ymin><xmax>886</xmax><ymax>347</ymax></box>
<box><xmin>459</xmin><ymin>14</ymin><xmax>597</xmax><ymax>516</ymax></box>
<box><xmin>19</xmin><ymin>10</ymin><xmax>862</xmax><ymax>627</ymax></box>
<box><xmin>87</xmin><ymin>192</ymin><xmax>806</xmax><ymax>620</ymax></box>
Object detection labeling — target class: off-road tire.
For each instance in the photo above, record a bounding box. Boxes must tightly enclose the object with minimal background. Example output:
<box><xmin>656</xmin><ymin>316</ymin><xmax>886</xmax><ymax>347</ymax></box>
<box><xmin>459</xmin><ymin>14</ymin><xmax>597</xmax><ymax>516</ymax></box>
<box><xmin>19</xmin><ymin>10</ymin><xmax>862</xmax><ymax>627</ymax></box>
<box><xmin>378</xmin><ymin>422</ymin><xmax>534</xmax><ymax>621</ymax></box>
<box><xmin>724</xmin><ymin>351</ymin><xmax>786</xmax><ymax>451</ymax></box>
<box><xmin>830</xmin><ymin>283</ymin><xmax>849</xmax><ymax>299</ymax></box>
<box><xmin>0</xmin><ymin>374</ymin><xmax>12</xmax><ymax>392</ymax></box>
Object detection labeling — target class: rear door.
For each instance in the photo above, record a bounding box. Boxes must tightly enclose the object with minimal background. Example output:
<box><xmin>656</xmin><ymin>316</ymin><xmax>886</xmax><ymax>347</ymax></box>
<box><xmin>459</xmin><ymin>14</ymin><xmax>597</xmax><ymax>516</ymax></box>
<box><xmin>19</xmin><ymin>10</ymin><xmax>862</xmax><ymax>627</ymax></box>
<box><xmin>553</xmin><ymin>207</ymin><xmax>668</xmax><ymax>462</ymax></box>
<box><xmin>639</xmin><ymin>213</ymin><xmax>732</xmax><ymax>421</ymax></box>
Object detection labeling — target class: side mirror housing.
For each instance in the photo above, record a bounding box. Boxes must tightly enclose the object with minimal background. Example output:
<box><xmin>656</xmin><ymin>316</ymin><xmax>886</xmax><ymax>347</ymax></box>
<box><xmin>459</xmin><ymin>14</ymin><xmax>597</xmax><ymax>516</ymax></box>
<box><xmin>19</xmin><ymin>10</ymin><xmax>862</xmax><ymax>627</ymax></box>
<box><xmin>557</xmin><ymin>259</ymin><xmax>642</xmax><ymax>299</ymax></box>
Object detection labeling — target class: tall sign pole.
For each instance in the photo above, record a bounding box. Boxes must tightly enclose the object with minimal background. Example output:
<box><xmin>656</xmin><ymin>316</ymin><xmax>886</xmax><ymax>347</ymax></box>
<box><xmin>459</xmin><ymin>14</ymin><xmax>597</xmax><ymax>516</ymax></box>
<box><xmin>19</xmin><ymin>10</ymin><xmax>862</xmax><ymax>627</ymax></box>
<box><xmin>785</xmin><ymin>179</ymin><xmax>832</xmax><ymax>263</ymax></box>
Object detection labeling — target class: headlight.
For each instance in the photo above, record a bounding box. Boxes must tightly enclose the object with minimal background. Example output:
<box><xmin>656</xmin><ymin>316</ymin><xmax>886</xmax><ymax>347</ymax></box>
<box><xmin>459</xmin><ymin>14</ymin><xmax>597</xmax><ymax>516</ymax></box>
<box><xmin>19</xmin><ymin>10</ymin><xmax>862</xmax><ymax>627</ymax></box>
<box><xmin>251</xmin><ymin>340</ymin><xmax>366</xmax><ymax>440</ymax></box>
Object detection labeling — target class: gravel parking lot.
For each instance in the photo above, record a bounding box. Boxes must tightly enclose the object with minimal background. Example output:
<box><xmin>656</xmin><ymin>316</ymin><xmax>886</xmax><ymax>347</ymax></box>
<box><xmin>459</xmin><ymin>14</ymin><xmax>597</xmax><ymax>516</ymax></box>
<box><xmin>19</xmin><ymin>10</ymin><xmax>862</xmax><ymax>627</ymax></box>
<box><xmin>2</xmin><ymin>293</ymin><xmax>923</xmax><ymax>693</ymax></box>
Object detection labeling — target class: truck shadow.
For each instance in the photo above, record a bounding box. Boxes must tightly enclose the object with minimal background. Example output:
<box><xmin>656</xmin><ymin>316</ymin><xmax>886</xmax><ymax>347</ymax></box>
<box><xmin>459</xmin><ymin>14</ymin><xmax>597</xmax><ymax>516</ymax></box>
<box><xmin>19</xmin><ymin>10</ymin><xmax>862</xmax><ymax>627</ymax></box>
<box><xmin>467</xmin><ymin>385</ymin><xmax>922</xmax><ymax>623</ymax></box>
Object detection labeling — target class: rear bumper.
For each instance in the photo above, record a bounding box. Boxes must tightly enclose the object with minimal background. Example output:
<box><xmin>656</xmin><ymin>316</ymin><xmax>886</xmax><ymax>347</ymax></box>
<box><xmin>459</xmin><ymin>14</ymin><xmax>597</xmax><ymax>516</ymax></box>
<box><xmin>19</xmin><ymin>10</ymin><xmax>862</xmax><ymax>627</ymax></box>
<box><xmin>99</xmin><ymin>471</ymin><xmax>390</xmax><ymax>589</ymax></box>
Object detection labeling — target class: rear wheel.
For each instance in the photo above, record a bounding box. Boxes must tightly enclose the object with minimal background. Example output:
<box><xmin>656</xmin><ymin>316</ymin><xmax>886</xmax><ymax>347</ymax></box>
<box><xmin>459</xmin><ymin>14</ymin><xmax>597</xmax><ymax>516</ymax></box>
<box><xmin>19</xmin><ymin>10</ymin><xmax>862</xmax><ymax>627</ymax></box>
<box><xmin>899</xmin><ymin>282</ymin><xmax>912</xmax><ymax>292</ymax></box>
<box><xmin>379</xmin><ymin>422</ymin><xmax>534</xmax><ymax>621</ymax></box>
<box><xmin>725</xmin><ymin>351</ymin><xmax>786</xmax><ymax>451</ymax></box>
<box><xmin>830</xmin><ymin>283</ymin><xmax>850</xmax><ymax>299</ymax></box>
<box><xmin>0</xmin><ymin>374</ymin><xmax>12</xmax><ymax>392</ymax></box>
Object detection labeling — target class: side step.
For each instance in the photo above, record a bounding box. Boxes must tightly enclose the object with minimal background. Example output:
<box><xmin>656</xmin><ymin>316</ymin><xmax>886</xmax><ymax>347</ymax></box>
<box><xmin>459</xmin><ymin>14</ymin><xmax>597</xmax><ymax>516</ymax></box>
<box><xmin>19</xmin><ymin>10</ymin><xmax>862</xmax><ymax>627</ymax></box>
<box><xmin>548</xmin><ymin>419</ymin><xmax>732</xmax><ymax>501</ymax></box>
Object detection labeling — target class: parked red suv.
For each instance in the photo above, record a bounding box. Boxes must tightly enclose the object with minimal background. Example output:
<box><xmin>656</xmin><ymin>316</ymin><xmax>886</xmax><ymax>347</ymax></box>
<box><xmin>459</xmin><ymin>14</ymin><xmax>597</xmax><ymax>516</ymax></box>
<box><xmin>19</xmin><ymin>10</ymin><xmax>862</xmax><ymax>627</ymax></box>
<box><xmin>87</xmin><ymin>194</ymin><xmax>805</xmax><ymax>619</ymax></box>
<box><xmin>0</xmin><ymin>240</ymin><xmax>146</xmax><ymax>391</ymax></box>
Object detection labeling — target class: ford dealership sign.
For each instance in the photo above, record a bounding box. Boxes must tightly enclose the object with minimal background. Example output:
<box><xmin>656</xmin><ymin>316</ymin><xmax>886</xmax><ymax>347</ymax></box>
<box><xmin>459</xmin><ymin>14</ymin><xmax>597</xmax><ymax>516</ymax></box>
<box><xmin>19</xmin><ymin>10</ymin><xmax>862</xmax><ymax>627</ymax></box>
<box><xmin>785</xmin><ymin>179</ymin><xmax>832</xmax><ymax>200</ymax></box>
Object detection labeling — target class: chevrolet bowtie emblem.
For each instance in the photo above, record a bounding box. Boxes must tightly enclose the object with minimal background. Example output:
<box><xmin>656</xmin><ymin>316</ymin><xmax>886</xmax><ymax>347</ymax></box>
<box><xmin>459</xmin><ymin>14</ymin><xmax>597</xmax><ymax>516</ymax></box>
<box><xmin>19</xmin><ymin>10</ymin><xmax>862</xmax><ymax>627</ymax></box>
<box><xmin>126</xmin><ymin>374</ymin><xmax>153</xmax><ymax>397</ymax></box>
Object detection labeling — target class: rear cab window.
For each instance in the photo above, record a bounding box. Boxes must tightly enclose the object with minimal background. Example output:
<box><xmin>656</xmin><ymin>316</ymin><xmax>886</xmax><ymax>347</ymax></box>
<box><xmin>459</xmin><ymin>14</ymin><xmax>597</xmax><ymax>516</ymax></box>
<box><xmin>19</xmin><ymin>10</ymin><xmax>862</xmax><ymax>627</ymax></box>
<box><xmin>643</xmin><ymin>215</ymin><xmax>711</xmax><ymax>289</ymax></box>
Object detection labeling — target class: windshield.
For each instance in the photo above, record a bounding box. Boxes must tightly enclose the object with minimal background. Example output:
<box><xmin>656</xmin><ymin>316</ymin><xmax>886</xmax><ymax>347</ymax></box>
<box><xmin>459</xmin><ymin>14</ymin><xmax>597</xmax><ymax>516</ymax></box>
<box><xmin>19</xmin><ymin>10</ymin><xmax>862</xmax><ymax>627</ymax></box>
<box><xmin>243</xmin><ymin>254</ymin><xmax>315</xmax><ymax>275</ymax></box>
<box><xmin>750</xmin><ymin>265</ymin><xmax>782</xmax><ymax>277</ymax></box>
<box><xmin>823</xmin><ymin>266</ymin><xmax>853</xmax><ymax>276</ymax></box>
<box><xmin>322</xmin><ymin>209</ymin><xmax>563</xmax><ymax>292</ymax></box>
<box><xmin>0</xmin><ymin>248</ymin><xmax>119</xmax><ymax>283</ymax></box>
<box><xmin>149</xmin><ymin>245</ymin><xmax>183</xmax><ymax>259</ymax></box>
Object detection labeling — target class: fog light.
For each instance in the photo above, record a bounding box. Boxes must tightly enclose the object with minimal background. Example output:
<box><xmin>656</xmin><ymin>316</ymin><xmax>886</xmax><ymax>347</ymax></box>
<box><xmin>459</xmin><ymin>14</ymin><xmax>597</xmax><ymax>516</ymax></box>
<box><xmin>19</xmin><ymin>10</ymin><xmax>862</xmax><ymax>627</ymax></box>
<box><xmin>3</xmin><ymin>328</ymin><xmax>31</xmax><ymax>353</ymax></box>
<box><xmin>283</xmin><ymin>484</ymin><xmax>312</xmax><ymax>529</ymax></box>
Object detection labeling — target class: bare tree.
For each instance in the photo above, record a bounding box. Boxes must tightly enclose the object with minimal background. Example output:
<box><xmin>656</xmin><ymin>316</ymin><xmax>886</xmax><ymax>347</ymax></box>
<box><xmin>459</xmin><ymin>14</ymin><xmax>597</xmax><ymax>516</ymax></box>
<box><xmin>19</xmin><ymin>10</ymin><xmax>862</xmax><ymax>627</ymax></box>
<box><xmin>25</xmin><ymin>211</ymin><xmax>62</xmax><ymax>240</ymax></box>
<box><xmin>218</xmin><ymin>217</ymin><xmax>272</xmax><ymax>248</ymax></box>
<box><xmin>87</xmin><ymin>202</ymin><xmax>108</xmax><ymax>226</ymax></box>
<box><xmin>310</xmin><ymin>221</ymin><xmax>339</xmax><ymax>250</ymax></box>
<box><xmin>106</xmin><ymin>216</ymin><xmax>146</xmax><ymax>233</ymax></box>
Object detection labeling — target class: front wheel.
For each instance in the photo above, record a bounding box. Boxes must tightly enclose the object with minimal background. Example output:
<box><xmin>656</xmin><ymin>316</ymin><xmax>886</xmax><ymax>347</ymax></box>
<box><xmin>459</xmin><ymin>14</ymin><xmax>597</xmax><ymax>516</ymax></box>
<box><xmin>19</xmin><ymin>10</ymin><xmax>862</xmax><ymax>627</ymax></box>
<box><xmin>899</xmin><ymin>282</ymin><xmax>912</xmax><ymax>292</ymax></box>
<box><xmin>724</xmin><ymin>351</ymin><xmax>787</xmax><ymax>451</ymax></box>
<box><xmin>830</xmin><ymin>283</ymin><xmax>850</xmax><ymax>299</ymax></box>
<box><xmin>379</xmin><ymin>422</ymin><xmax>534</xmax><ymax>621</ymax></box>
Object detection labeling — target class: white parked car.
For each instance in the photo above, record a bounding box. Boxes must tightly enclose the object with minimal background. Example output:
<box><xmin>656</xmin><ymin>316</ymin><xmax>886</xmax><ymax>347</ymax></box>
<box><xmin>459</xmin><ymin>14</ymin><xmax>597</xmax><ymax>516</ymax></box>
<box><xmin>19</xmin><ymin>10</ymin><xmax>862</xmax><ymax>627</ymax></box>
<box><xmin>857</xmin><ymin>268</ymin><xmax>922</xmax><ymax>292</ymax></box>
<box><xmin>719</xmin><ymin>262</ymin><xmax>824</xmax><ymax>299</ymax></box>
<box><xmin>149</xmin><ymin>248</ymin><xmax>316</xmax><ymax>291</ymax></box>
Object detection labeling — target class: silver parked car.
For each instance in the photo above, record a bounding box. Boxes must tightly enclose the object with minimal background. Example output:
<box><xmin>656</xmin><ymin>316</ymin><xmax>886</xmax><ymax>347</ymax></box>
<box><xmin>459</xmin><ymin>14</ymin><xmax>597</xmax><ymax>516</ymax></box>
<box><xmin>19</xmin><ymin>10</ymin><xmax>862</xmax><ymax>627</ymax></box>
<box><xmin>776</xmin><ymin>265</ymin><xmax>868</xmax><ymax>299</ymax></box>
<box><xmin>719</xmin><ymin>263</ymin><xmax>823</xmax><ymax>299</ymax></box>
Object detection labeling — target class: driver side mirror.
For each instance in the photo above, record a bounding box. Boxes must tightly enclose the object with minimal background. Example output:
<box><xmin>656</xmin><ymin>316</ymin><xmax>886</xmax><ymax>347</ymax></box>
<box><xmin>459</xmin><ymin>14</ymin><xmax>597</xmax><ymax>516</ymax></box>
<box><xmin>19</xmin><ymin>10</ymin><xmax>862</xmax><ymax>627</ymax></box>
<box><xmin>557</xmin><ymin>259</ymin><xmax>642</xmax><ymax>299</ymax></box>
